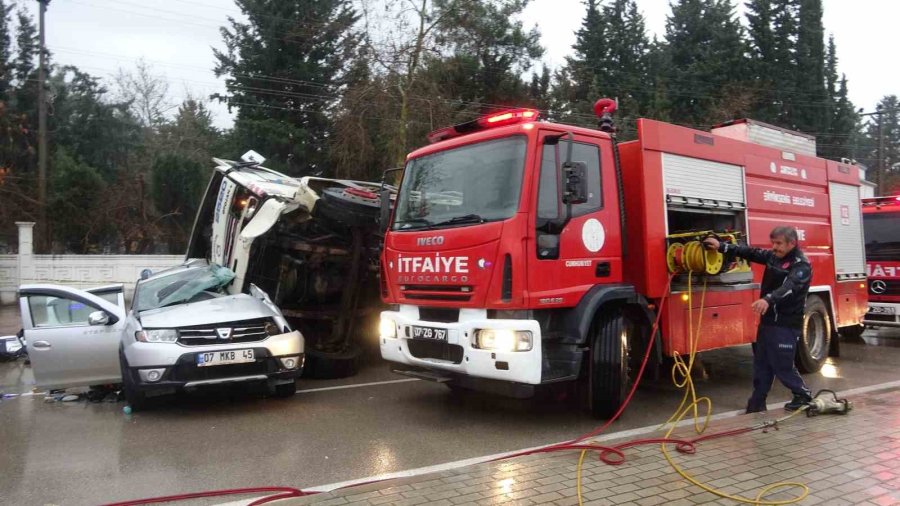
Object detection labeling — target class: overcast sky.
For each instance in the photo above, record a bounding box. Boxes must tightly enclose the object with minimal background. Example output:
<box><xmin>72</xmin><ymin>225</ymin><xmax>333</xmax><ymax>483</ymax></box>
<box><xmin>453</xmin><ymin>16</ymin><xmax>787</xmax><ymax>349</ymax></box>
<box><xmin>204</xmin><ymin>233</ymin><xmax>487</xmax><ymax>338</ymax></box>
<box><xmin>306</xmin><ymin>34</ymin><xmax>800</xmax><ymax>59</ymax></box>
<box><xmin>23</xmin><ymin>0</ymin><xmax>896</xmax><ymax>130</ymax></box>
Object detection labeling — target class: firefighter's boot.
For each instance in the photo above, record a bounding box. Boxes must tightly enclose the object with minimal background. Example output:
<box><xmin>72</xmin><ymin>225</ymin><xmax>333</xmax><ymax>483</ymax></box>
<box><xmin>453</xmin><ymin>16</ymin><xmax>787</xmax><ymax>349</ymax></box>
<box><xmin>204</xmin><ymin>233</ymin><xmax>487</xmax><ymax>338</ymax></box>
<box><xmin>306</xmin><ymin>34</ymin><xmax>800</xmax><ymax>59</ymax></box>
<box><xmin>783</xmin><ymin>392</ymin><xmax>812</xmax><ymax>411</ymax></box>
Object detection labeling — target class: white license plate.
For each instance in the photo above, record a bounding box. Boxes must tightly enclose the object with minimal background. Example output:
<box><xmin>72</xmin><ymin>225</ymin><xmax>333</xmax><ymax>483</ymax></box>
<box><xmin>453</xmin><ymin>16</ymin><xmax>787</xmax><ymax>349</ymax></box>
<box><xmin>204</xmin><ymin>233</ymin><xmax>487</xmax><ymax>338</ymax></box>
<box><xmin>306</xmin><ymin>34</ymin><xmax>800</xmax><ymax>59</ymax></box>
<box><xmin>196</xmin><ymin>349</ymin><xmax>255</xmax><ymax>367</ymax></box>
<box><xmin>869</xmin><ymin>306</ymin><xmax>895</xmax><ymax>315</ymax></box>
<box><xmin>410</xmin><ymin>325</ymin><xmax>448</xmax><ymax>341</ymax></box>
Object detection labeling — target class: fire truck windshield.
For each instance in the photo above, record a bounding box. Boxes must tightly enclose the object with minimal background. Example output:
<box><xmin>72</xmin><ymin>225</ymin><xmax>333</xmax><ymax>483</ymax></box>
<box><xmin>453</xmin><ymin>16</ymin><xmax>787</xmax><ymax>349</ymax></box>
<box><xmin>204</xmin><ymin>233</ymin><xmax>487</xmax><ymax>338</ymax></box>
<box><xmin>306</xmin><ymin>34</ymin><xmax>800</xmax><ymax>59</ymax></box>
<box><xmin>392</xmin><ymin>136</ymin><xmax>527</xmax><ymax>231</ymax></box>
<box><xmin>864</xmin><ymin>212</ymin><xmax>900</xmax><ymax>260</ymax></box>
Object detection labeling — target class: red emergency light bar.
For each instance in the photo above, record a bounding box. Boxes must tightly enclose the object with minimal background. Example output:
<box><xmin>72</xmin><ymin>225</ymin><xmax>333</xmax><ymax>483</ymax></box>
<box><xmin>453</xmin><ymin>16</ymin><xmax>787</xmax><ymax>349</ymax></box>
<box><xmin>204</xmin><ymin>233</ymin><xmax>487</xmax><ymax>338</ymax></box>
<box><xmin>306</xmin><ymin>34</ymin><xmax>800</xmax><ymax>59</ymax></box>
<box><xmin>426</xmin><ymin>108</ymin><xmax>540</xmax><ymax>144</ymax></box>
<box><xmin>862</xmin><ymin>195</ymin><xmax>900</xmax><ymax>207</ymax></box>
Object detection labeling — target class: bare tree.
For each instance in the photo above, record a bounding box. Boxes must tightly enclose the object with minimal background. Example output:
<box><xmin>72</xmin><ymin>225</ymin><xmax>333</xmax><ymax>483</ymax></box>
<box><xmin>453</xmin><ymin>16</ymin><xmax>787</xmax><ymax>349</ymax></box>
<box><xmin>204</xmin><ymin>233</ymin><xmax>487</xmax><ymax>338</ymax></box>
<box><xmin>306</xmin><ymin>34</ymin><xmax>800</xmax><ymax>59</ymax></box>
<box><xmin>114</xmin><ymin>59</ymin><xmax>175</xmax><ymax>130</ymax></box>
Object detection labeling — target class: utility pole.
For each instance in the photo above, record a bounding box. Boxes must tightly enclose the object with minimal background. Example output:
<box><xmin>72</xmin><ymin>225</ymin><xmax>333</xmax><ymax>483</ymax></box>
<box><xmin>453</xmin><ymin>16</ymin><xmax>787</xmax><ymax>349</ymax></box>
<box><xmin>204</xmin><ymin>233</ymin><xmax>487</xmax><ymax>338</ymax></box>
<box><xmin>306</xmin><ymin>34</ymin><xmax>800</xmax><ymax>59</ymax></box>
<box><xmin>37</xmin><ymin>0</ymin><xmax>50</xmax><ymax>250</ymax></box>
<box><xmin>861</xmin><ymin>106</ymin><xmax>885</xmax><ymax>195</ymax></box>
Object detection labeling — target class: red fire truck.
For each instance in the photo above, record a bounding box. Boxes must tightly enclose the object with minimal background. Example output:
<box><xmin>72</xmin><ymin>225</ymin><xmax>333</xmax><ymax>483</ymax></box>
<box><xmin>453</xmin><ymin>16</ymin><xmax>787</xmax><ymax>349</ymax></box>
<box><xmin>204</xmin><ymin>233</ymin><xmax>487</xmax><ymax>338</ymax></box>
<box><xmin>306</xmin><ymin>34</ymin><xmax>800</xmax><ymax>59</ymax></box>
<box><xmin>377</xmin><ymin>101</ymin><xmax>868</xmax><ymax>417</ymax></box>
<box><xmin>862</xmin><ymin>196</ymin><xmax>900</xmax><ymax>329</ymax></box>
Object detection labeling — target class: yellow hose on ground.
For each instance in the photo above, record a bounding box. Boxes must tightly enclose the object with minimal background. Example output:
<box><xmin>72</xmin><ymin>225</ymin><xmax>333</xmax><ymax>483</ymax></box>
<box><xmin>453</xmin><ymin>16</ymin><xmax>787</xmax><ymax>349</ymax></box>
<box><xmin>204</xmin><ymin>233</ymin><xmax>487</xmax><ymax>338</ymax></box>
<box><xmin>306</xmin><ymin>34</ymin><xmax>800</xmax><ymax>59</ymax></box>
<box><xmin>575</xmin><ymin>270</ymin><xmax>810</xmax><ymax>505</ymax></box>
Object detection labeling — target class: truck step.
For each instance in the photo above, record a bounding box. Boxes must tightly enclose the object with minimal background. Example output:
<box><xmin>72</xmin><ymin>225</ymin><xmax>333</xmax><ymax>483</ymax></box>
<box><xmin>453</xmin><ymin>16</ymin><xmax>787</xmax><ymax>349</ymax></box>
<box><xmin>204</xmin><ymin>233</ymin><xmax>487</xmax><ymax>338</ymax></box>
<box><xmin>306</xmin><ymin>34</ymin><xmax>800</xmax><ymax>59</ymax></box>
<box><xmin>392</xmin><ymin>369</ymin><xmax>453</xmax><ymax>383</ymax></box>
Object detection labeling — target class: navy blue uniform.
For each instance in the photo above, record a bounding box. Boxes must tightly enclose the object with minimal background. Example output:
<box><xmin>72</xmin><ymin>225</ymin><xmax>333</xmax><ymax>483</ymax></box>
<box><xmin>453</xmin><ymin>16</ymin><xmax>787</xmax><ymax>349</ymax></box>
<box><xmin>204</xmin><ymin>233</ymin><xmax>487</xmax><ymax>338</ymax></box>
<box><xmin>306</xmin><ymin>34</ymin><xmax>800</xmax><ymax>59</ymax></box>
<box><xmin>719</xmin><ymin>243</ymin><xmax>813</xmax><ymax>412</ymax></box>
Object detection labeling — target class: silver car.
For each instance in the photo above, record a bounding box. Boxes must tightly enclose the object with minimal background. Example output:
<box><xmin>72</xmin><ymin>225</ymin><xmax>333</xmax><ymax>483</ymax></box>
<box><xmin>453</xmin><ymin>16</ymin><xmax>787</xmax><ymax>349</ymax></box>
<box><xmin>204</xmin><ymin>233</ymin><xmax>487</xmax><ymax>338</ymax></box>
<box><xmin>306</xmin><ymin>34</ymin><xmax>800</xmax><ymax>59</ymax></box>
<box><xmin>17</xmin><ymin>262</ymin><xmax>304</xmax><ymax>409</ymax></box>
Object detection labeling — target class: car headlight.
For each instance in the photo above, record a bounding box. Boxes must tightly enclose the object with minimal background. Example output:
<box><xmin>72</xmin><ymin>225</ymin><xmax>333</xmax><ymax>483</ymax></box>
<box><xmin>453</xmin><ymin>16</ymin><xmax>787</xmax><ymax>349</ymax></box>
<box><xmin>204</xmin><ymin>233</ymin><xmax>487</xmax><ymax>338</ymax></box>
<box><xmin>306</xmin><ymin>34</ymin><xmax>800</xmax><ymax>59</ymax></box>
<box><xmin>474</xmin><ymin>329</ymin><xmax>533</xmax><ymax>352</ymax></box>
<box><xmin>135</xmin><ymin>329</ymin><xmax>178</xmax><ymax>343</ymax></box>
<box><xmin>379</xmin><ymin>316</ymin><xmax>397</xmax><ymax>339</ymax></box>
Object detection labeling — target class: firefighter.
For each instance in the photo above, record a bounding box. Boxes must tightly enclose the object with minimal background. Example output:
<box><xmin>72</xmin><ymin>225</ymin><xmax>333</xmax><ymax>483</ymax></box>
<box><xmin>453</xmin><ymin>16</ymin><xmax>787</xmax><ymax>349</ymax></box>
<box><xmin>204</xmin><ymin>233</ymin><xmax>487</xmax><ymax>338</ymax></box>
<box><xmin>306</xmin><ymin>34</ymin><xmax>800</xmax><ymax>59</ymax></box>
<box><xmin>703</xmin><ymin>226</ymin><xmax>813</xmax><ymax>413</ymax></box>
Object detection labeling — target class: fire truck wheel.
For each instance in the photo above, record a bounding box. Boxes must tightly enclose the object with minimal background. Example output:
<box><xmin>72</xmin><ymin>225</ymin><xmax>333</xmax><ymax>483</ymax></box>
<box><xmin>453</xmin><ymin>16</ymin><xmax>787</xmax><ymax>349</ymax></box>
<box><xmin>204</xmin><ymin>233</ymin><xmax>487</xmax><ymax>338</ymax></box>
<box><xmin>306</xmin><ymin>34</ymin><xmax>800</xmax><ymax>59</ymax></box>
<box><xmin>588</xmin><ymin>311</ymin><xmax>631</xmax><ymax>419</ymax></box>
<box><xmin>797</xmin><ymin>296</ymin><xmax>831</xmax><ymax>374</ymax></box>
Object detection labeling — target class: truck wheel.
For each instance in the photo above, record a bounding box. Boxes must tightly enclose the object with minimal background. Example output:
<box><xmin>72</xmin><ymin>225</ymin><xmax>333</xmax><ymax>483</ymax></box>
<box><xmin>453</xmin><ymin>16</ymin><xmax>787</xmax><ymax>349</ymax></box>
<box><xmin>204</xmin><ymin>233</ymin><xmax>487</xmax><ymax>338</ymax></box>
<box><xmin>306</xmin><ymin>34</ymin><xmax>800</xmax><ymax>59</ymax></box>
<box><xmin>119</xmin><ymin>353</ymin><xmax>147</xmax><ymax>411</ymax></box>
<box><xmin>796</xmin><ymin>296</ymin><xmax>831</xmax><ymax>373</ymax></box>
<box><xmin>588</xmin><ymin>311</ymin><xmax>631</xmax><ymax>419</ymax></box>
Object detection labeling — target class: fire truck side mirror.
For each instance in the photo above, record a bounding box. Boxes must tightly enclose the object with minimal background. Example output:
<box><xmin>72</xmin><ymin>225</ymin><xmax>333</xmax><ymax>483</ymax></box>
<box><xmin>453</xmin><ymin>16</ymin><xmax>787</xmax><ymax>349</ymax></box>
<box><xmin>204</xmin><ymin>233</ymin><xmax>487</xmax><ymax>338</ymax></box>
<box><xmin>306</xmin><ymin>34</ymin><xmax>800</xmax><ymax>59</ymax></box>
<box><xmin>562</xmin><ymin>161</ymin><xmax>588</xmax><ymax>205</ymax></box>
<box><xmin>379</xmin><ymin>188</ymin><xmax>392</xmax><ymax>231</ymax></box>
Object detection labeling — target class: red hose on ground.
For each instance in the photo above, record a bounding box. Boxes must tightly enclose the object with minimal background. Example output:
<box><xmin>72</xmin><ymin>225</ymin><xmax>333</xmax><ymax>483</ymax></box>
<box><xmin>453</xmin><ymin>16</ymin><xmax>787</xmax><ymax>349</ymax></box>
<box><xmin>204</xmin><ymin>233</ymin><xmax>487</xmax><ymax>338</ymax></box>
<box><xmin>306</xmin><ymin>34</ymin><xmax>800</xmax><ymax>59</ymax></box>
<box><xmin>102</xmin><ymin>486</ymin><xmax>312</xmax><ymax>506</ymax></box>
<box><xmin>107</xmin><ymin>274</ymin><xmax>765</xmax><ymax>504</ymax></box>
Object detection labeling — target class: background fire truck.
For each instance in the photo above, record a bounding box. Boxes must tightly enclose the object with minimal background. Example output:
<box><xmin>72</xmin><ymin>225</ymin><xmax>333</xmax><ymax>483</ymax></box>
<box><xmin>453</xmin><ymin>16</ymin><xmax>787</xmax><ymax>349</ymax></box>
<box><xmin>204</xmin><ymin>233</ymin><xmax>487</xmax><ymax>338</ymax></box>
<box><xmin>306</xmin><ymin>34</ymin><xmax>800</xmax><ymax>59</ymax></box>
<box><xmin>862</xmin><ymin>196</ymin><xmax>900</xmax><ymax>329</ymax></box>
<box><xmin>378</xmin><ymin>101</ymin><xmax>868</xmax><ymax>418</ymax></box>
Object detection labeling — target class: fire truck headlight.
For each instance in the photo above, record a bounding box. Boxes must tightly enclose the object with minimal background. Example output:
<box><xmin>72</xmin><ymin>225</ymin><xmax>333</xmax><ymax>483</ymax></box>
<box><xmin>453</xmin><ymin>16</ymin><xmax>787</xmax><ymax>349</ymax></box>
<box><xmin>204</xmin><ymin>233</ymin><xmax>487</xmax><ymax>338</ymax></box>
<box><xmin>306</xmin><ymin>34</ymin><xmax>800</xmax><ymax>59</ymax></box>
<box><xmin>379</xmin><ymin>317</ymin><xmax>397</xmax><ymax>339</ymax></box>
<box><xmin>474</xmin><ymin>329</ymin><xmax>532</xmax><ymax>352</ymax></box>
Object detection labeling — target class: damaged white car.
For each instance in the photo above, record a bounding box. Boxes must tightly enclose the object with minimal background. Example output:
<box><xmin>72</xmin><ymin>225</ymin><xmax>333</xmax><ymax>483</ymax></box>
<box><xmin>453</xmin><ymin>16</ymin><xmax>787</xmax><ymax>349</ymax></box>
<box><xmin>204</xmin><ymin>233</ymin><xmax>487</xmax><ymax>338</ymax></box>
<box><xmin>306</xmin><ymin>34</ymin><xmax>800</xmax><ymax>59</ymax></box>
<box><xmin>18</xmin><ymin>262</ymin><xmax>304</xmax><ymax>409</ymax></box>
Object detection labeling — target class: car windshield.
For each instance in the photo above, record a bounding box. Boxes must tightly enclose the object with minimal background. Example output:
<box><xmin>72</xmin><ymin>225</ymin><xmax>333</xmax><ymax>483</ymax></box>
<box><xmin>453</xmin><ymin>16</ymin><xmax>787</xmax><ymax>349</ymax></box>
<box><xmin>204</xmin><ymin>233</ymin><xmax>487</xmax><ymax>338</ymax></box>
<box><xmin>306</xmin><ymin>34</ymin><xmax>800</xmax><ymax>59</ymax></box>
<box><xmin>864</xmin><ymin>212</ymin><xmax>900</xmax><ymax>261</ymax></box>
<box><xmin>392</xmin><ymin>136</ymin><xmax>527</xmax><ymax>231</ymax></box>
<box><xmin>134</xmin><ymin>264</ymin><xmax>236</xmax><ymax>312</ymax></box>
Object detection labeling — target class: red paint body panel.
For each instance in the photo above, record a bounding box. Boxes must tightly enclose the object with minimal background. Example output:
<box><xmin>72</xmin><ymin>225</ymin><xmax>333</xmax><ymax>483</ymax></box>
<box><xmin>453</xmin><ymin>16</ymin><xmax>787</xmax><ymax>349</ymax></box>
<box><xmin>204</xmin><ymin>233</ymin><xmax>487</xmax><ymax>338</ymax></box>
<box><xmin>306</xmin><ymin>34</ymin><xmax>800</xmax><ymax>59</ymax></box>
<box><xmin>862</xmin><ymin>199</ymin><xmax>900</xmax><ymax>304</ymax></box>
<box><xmin>383</xmin><ymin>114</ymin><xmax>867</xmax><ymax>358</ymax></box>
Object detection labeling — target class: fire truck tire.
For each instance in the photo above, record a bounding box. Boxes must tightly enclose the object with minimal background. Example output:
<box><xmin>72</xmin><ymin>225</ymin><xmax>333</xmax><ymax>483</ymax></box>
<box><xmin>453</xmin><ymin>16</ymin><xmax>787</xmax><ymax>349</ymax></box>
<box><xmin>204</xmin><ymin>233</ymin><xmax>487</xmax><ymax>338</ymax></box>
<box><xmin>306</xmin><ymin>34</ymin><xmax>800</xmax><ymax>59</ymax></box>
<box><xmin>796</xmin><ymin>296</ymin><xmax>831</xmax><ymax>374</ymax></box>
<box><xmin>301</xmin><ymin>348</ymin><xmax>361</xmax><ymax>379</ymax></box>
<box><xmin>588</xmin><ymin>310</ymin><xmax>630</xmax><ymax>419</ymax></box>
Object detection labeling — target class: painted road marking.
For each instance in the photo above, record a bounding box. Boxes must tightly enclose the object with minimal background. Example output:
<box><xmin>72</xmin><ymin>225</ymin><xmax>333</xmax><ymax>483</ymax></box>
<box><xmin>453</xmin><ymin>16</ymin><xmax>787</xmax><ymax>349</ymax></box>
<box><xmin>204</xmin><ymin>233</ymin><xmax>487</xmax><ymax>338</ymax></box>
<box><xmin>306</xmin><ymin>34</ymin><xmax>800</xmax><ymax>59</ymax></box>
<box><xmin>295</xmin><ymin>378</ymin><xmax>420</xmax><ymax>394</ymax></box>
<box><xmin>4</xmin><ymin>378</ymin><xmax>421</xmax><ymax>398</ymax></box>
<box><xmin>303</xmin><ymin>379</ymin><xmax>900</xmax><ymax>493</ymax></box>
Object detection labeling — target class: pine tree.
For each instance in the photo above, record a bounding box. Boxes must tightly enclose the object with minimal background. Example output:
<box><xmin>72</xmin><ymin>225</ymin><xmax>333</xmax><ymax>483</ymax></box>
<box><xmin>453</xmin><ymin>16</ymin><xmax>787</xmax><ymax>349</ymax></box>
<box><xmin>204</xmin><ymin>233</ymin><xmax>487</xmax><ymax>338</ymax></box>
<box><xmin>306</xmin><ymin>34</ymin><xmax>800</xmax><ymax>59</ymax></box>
<box><xmin>553</xmin><ymin>0</ymin><xmax>649</xmax><ymax>133</ymax></box>
<box><xmin>0</xmin><ymin>0</ymin><xmax>12</xmax><ymax>99</ymax></box>
<box><xmin>794</xmin><ymin>0</ymin><xmax>828</xmax><ymax>134</ymax></box>
<box><xmin>745</xmin><ymin>0</ymin><xmax>778</xmax><ymax>123</ymax></box>
<box><xmin>771</xmin><ymin>0</ymin><xmax>797</xmax><ymax>126</ymax></box>
<box><xmin>213</xmin><ymin>0</ymin><xmax>359</xmax><ymax>175</ymax></box>
<box><xmin>663</xmin><ymin>0</ymin><xmax>749</xmax><ymax>127</ymax></box>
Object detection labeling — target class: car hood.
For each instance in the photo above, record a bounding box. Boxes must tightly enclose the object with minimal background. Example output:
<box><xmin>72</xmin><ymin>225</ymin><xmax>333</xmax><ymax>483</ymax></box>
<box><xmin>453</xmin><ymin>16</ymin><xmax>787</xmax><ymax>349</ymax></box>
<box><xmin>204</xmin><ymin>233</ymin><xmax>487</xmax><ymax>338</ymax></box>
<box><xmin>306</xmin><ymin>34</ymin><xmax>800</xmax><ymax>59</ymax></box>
<box><xmin>137</xmin><ymin>294</ymin><xmax>278</xmax><ymax>328</ymax></box>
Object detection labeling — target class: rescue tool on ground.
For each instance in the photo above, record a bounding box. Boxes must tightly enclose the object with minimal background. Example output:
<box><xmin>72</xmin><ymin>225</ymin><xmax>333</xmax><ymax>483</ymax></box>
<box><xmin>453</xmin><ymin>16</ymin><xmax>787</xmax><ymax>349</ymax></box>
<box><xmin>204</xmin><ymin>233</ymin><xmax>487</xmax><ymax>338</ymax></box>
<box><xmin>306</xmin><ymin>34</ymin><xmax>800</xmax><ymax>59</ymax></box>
<box><xmin>377</xmin><ymin>99</ymin><xmax>868</xmax><ymax>418</ymax></box>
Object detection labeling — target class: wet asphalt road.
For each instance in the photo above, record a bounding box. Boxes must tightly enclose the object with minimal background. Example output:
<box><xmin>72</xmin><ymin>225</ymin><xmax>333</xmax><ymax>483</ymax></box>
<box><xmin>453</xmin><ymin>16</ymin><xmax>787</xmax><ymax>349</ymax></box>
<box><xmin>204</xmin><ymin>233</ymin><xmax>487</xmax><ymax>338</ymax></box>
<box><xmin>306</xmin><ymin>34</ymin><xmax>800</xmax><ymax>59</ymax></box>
<box><xmin>2</xmin><ymin>304</ymin><xmax>900</xmax><ymax>505</ymax></box>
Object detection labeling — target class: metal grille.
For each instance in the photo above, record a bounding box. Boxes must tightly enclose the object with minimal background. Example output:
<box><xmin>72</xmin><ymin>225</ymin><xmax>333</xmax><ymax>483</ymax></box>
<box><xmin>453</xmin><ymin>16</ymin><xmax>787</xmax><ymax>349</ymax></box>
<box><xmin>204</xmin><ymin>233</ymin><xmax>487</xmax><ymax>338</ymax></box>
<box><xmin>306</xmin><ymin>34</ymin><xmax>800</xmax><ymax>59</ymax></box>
<box><xmin>407</xmin><ymin>339</ymin><xmax>464</xmax><ymax>364</ymax></box>
<box><xmin>169</xmin><ymin>355</ymin><xmax>276</xmax><ymax>383</ymax></box>
<box><xmin>869</xmin><ymin>279</ymin><xmax>900</xmax><ymax>297</ymax></box>
<box><xmin>176</xmin><ymin>318</ymin><xmax>275</xmax><ymax>346</ymax></box>
<box><xmin>401</xmin><ymin>285</ymin><xmax>473</xmax><ymax>303</ymax></box>
<box><xmin>418</xmin><ymin>307</ymin><xmax>460</xmax><ymax>323</ymax></box>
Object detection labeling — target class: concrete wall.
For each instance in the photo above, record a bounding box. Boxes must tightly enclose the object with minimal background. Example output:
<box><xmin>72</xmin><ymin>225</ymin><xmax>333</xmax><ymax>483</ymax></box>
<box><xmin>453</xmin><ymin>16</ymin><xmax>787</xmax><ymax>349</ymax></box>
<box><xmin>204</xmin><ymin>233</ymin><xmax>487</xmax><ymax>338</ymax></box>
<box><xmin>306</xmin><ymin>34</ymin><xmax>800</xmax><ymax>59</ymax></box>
<box><xmin>0</xmin><ymin>223</ymin><xmax>182</xmax><ymax>304</ymax></box>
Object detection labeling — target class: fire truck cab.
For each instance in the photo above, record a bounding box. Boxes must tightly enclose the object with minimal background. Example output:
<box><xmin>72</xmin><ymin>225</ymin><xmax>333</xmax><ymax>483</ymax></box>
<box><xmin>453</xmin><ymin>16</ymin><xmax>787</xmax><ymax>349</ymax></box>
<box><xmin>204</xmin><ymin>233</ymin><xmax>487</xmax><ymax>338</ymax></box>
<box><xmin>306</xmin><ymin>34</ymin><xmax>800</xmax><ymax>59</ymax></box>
<box><xmin>378</xmin><ymin>104</ymin><xmax>868</xmax><ymax>418</ymax></box>
<box><xmin>862</xmin><ymin>196</ymin><xmax>900</xmax><ymax>328</ymax></box>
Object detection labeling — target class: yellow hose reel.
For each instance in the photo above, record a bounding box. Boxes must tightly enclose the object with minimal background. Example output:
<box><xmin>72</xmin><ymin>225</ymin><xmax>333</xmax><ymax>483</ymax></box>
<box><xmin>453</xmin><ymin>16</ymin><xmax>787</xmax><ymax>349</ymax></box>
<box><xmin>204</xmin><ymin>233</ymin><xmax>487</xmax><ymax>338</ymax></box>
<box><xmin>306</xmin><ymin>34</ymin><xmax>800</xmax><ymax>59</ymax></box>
<box><xmin>666</xmin><ymin>231</ymin><xmax>741</xmax><ymax>276</ymax></box>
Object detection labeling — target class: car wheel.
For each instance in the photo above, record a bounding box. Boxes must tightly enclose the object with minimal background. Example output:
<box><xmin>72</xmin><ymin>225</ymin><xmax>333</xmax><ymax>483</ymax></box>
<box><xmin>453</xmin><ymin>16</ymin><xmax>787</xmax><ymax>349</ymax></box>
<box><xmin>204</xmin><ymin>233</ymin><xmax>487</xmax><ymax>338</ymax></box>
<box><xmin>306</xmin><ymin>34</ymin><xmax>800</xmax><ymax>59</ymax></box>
<box><xmin>119</xmin><ymin>353</ymin><xmax>147</xmax><ymax>411</ymax></box>
<box><xmin>796</xmin><ymin>296</ymin><xmax>831</xmax><ymax>373</ymax></box>
<box><xmin>271</xmin><ymin>380</ymin><xmax>298</xmax><ymax>398</ymax></box>
<box><xmin>588</xmin><ymin>310</ymin><xmax>631</xmax><ymax>419</ymax></box>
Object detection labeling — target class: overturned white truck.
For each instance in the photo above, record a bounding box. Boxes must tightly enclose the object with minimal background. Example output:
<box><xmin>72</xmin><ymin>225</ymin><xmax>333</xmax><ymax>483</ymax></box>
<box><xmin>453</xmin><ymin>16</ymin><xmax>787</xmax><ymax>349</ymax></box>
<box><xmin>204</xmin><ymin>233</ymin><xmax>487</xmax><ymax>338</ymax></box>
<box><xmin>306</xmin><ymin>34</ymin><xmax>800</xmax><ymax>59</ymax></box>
<box><xmin>186</xmin><ymin>156</ymin><xmax>392</xmax><ymax>377</ymax></box>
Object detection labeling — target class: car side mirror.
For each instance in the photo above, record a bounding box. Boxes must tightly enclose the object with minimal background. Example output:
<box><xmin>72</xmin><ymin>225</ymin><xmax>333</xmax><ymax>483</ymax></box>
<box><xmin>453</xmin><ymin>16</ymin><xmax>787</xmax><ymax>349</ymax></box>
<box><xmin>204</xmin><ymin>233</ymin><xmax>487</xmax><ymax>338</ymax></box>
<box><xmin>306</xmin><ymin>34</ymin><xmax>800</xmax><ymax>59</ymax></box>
<box><xmin>562</xmin><ymin>161</ymin><xmax>588</xmax><ymax>205</ymax></box>
<box><xmin>88</xmin><ymin>311</ymin><xmax>110</xmax><ymax>326</ymax></box>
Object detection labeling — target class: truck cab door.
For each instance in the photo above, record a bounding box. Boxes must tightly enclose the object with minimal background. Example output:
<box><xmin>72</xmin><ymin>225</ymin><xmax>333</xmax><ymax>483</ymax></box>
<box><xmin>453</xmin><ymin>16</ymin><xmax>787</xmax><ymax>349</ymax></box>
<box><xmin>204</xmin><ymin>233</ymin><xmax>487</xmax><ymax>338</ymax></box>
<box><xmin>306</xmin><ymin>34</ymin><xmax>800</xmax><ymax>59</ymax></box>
<box><xmin>526</xmin><ymin>131</ymin><xmax>622</xmax><ymax>305</ymax></box>
<box><xmin>18</xmin><ymin>284</ymin><xmax>126</xmax><ymax>389</ymax></box>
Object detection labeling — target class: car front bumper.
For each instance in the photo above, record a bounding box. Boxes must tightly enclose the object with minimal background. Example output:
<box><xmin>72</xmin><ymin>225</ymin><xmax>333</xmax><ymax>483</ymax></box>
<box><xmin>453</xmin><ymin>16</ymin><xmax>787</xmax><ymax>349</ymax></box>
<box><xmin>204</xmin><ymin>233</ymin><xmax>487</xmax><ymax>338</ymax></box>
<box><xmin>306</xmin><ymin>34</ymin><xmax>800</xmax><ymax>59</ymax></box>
<box><xmin>123</xmin><ymin>330</ymin><xmax>304</xmax><ymax>391</ymax></box>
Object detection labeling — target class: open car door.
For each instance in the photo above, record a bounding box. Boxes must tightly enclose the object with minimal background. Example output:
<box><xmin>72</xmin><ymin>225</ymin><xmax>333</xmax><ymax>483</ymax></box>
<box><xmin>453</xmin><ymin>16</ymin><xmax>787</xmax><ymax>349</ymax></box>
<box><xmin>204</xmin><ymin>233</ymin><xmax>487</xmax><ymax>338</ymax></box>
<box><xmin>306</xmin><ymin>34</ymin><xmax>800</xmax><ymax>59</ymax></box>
<box><xmin>18</xmin><ymin>284</ymin><xmax>127</xmax><ymax>389</ymax></box>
